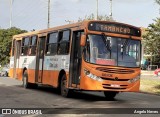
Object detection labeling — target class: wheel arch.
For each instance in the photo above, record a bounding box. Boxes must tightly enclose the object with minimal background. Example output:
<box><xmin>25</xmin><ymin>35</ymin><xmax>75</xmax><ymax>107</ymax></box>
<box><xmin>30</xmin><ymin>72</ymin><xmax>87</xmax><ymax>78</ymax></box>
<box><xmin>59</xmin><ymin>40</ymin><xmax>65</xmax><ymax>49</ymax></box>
<box><xmin>22</xmin><ymin>67</ymin><xmax>28</xmax><ymax>78</ymax></box>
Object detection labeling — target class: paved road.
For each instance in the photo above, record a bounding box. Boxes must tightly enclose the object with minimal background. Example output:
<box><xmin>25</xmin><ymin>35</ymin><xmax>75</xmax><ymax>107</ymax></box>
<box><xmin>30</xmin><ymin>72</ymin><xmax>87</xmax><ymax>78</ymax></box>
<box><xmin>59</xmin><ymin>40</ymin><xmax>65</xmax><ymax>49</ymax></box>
<box><xmin>0</xmin><ymin>77</ymin><xmax>160</xmax><ymax>117</ymax></box>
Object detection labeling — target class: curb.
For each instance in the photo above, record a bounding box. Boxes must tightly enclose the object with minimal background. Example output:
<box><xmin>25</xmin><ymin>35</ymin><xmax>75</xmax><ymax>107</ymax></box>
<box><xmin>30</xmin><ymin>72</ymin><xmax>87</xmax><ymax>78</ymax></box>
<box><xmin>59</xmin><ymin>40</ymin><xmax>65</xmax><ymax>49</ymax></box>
<box><xmin>141</xmin><ymin>70</ymin><xmax>154</xmax><ymax>73</ymax></box>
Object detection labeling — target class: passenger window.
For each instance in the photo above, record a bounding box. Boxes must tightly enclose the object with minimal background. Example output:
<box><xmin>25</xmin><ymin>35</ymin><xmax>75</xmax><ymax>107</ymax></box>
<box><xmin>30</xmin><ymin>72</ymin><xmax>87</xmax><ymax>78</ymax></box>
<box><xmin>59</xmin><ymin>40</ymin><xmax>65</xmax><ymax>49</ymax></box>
<box><xmin>46</xmin><ymin>32</ymin><xmax>58</xmax><ymax>55</ymax></box>
<box><xmin>21</xmin><ymin>37</ymin><xmax>30</xmax><ymax>56</ymax></box>
<box><xmin>29</xmin><ymin>36</ymin><xmax>37</xmax><ymax>55</ymax></box>
<box><xmin>58</xmin><ymin>30</ymin><xmax>70</xmax><ymax>54</ymax></box>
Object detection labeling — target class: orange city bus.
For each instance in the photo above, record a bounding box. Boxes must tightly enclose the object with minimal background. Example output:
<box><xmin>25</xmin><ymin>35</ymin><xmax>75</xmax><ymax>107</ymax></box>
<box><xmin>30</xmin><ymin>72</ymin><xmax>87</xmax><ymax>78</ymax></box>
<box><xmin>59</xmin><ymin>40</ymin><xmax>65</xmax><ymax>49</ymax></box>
<box><xmin>9</xmin><ymin>20</ymin><xmax>141</xmax><ymax>99</ymax></box>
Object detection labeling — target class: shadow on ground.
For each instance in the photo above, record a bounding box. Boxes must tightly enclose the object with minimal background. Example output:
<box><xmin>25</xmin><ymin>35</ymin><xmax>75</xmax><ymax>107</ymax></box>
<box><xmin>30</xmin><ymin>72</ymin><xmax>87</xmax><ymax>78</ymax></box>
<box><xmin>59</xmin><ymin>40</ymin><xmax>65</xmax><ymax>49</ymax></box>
<box><xmin>15</xmin><ymin>85</ymin><xmax>118</xmax><ymax>102</ymax></box>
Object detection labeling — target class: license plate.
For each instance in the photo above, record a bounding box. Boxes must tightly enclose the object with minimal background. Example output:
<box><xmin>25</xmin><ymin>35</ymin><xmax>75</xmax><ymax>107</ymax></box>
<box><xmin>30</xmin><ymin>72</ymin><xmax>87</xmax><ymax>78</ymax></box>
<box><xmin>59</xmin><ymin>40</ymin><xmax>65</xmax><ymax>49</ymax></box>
<box><xmin>111</xmin><ymin>84</ymin><xmax>120</xmax><ymax>87</ymax></box>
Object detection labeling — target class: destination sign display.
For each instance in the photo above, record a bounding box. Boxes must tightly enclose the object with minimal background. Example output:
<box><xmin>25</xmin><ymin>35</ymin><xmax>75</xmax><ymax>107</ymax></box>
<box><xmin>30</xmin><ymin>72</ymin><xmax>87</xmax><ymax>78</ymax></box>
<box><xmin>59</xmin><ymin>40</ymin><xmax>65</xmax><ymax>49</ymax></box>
<box><xmin>88</xmin><ymin>22</ymin><xmax>141</xmax><ymax>37</ymax></box>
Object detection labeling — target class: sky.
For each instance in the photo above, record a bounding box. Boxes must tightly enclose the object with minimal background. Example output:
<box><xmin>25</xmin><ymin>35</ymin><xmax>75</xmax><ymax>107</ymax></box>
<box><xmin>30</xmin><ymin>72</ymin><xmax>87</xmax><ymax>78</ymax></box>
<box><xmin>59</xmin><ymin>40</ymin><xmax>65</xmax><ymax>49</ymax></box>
<box><xmin>0</xmin><ymin>0</ymin><xmax>159</xmax><ymax>31</ymax></box>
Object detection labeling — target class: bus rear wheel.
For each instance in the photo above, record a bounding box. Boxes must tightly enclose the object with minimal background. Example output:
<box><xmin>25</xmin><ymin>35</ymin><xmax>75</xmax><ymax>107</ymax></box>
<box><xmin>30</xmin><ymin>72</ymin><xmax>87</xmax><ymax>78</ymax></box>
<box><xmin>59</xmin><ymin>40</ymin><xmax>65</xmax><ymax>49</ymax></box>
<box><xmin>61</xmin><ymin>74</ymin><xmax>72</xmax><ymax>97</ymax></box>
<box><xmin>104</xmin><ymin>91</ymin><xmax>118</xmax><ymax>100</ymax></box>
<box><xmin>23</xmin><ymin>71</ymin><xmax>30</xmax><ymax>88</ymax></box>
<box><xmin>23</xmin><ymin>71</ymin><xmax>37</xmax><ymax>89</ymax></box>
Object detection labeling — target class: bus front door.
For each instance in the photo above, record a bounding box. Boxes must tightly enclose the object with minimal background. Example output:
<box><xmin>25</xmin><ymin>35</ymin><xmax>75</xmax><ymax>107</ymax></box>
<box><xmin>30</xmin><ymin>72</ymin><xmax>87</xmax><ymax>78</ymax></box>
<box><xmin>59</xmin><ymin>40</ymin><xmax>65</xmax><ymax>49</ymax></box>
<box><xmin>35</xmin><ymin>36</ymin><xmax>46</xmax><ymax>83</ymax></box>
<box><xmin>69</xmin><ymin>31</ymin><xmax>83</xmax><ymax>88</ymax></box>
<box><xmin>13</xmin><ymin>40</ymin><xmax>21</xmax><ymax>79</ymax></box>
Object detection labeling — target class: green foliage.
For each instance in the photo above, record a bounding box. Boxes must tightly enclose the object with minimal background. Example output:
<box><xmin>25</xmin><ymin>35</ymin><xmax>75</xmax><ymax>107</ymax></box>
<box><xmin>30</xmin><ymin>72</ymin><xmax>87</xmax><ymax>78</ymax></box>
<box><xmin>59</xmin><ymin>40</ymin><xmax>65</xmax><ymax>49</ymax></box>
<box><xmin>143</xmin><ymin>18</ymin><xmax>160</xmax><ymax>63</ymax></box>
<box><xmin>0</xmin><ymin>27</ymin><xmax>27</xmax><ymax>66</ymax></box>
<box><xmin>78</xmin><ymin>13</ymin><xmax>115</xmax><ymax>22</ymax></box>
<box><xmin>156</xmin><ymin>0</ymin><xmax>160</xmax><ymax>5</ymax></box>
<box><xmin>142</xmin><ymin>0</ymin><xmax>160</xmax><ymax>63</ymax></box>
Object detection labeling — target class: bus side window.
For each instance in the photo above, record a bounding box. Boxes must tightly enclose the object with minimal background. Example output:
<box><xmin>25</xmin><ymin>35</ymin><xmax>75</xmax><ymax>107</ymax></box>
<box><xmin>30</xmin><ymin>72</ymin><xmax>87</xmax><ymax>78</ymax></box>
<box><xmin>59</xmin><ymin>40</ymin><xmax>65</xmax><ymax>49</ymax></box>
<box><xmin>29</xmin><ymin>36</ymin><xmax>37</xmax><ymax>55</ymax></box>
<box><xmin>21</xmin><ymin>37</ymin><xmax>30</xmax><ymax>56</ymax></box>
<box><xmin>58</xmin><ymin>30</ymin><xmax>70</xmax><ymax>55</ymax></box>
<box><xmin>46</xmin><ymin>32</ymin><xmax>58</xmax><ymax>55</ymax></box>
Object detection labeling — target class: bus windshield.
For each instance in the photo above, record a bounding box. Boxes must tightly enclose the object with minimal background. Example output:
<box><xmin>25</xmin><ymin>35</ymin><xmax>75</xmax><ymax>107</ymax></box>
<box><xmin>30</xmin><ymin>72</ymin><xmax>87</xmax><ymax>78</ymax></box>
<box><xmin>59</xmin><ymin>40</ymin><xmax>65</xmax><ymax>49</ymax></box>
<box><xmin>84</xmin><ymin>34</ymin><xmax>141</xmax><ymax>68</ymax></box>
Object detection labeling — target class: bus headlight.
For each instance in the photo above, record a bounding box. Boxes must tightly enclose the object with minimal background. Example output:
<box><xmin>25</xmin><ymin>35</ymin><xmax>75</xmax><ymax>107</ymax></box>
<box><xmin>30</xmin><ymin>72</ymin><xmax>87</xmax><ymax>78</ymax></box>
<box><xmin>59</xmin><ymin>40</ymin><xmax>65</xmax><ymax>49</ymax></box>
<box><xmin>84</xmin><ymin>69</ymin><xmax>103</xmax><ymax>82</ymax></box>
<box><xmin>128</xmin><ymin>75</ymin><xmax>140</xmax><ymax>83</ymax></box>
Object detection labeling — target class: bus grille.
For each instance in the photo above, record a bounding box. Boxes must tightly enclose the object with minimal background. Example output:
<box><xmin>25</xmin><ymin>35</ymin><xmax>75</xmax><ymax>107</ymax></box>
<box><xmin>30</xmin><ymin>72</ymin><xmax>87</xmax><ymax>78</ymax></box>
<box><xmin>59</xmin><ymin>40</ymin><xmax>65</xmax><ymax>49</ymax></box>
<box><xmin>101</xmin><ymin>77</ymin><xmax>129</xmax><ymax>81</ymax></box>
<box><xmin>96</xmin><ymin>67</ymin><xmax>135</xmax><ymax>74</ymax></box>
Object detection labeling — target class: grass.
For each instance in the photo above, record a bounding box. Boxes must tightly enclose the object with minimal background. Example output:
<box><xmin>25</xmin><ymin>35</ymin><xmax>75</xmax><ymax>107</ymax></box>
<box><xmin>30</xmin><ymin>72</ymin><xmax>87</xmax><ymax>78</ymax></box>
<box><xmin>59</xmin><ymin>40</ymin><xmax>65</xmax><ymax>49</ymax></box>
<box><xmin>140</xmin><ymin>78</ymin><xmax>160</xmax><ymax>95</ymax></box>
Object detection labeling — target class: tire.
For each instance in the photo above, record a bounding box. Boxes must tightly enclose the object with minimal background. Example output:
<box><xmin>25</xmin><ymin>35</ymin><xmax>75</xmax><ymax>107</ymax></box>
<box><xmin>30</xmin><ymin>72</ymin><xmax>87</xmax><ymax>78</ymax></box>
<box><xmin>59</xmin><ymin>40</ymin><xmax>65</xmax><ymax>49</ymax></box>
<box><xmin>104</xmin><ymin>91</ymin><xmax>118</xmax><ymax>100</ymax></box>
<box><xmin>60</xmin><ymin>74</ymin><xmax>72</xmax><ymax>97</ymax></box>
<box><xmin>22</xmin><ymin>71</ymin><xmax>33</xmax><ymax>88</ymax></box>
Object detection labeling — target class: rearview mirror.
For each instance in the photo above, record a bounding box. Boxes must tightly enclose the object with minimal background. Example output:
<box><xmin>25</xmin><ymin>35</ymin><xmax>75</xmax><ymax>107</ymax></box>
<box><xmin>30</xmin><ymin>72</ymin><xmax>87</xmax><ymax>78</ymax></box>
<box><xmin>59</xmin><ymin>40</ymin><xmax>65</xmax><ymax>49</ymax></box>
<box><xmin>80</xmin><ymin>34</ymin><xmax>86</xmax><ymax>46</ymax></box>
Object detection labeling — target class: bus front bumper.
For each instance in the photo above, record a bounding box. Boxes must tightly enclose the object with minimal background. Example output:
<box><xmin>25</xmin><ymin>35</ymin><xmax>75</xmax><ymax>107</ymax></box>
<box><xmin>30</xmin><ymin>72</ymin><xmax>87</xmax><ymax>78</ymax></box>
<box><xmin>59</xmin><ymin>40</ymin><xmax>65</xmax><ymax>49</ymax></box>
<box><xmin>80</xmin><ymin>75</ymin><xmax>140</xmax><ymax>92</ymax></box>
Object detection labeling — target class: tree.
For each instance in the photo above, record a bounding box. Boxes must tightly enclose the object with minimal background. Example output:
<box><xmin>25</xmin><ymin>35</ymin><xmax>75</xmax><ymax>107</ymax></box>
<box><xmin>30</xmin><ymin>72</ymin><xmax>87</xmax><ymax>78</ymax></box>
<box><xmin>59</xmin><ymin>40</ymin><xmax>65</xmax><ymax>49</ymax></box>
<box><xmin>143</xmin><ymin>18</ymin><xmax>160</xmax><ymax>63</ymax></box>
<box><xmin>78</xmin><ymin>13</ymin><xmax>115</xmax><ymax>22</ymax></box>
<box><xmin>156</xmin><ymin>0</ymin><xmax>160</xmax><ymax>5</ymax></box>
<box><xmin>141</xmin><ymin>0</ymin><xmax>160</xmax><ymax>63</ymax></box>
<box><xmin>0</xmin><ymin>27</ymin><xmax>27</xmax><ymax>66</ymax></box>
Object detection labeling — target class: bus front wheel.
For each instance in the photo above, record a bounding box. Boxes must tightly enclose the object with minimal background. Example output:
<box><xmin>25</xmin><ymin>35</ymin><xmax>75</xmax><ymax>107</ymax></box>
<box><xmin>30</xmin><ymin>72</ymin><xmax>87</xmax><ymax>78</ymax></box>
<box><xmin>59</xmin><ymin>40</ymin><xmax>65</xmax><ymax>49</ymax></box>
<box><xmin>104</xmin><ymin>91</ymin><xmax>118</xmax><ymax>100</ymax></box>
<box><xmin>61</xmin><ymin>74</ymin><xmax>72</xmax><ymax>97</ymax></box>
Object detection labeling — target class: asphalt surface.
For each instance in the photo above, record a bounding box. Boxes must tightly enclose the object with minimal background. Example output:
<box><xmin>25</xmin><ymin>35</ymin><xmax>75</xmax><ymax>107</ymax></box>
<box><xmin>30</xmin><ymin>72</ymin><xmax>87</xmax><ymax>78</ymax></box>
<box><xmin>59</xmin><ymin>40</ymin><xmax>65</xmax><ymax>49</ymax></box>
<box><xmin>0</xmin><ymin>76</ymin><xmax>160</xmax><ymax>117</ymax></box>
